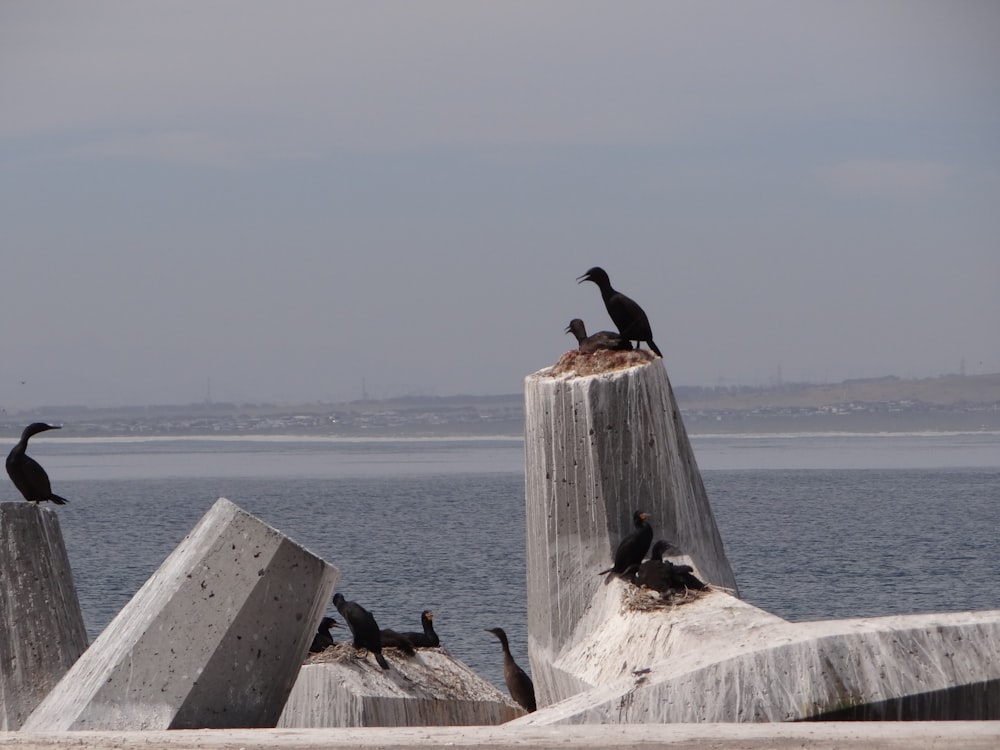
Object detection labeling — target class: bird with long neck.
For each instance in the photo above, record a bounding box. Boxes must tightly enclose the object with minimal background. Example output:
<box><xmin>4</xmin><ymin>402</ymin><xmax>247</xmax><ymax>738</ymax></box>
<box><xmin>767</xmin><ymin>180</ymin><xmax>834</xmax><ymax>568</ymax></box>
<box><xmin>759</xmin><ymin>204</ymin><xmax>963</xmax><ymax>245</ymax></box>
<box><xmin>485</xmin><ymin>627</ymin><xmax>536</xmax><ymax>712</ymax></box>
<box><xmin>332</xmin><ymin>592</ymin><xmax>390</xmax><ymax>669</ymax></box>
<box><xmin>577</xmin><ymin>267</ymin><xmax>662</xmax><ymax>357</ymax></box>
<box><xmin>401</xmin><ymin>610</ymin><xmax>440</xmax><ymax>648</ymax></box>
<box><xmin>6</xmin><ymin>422</ymin><xmax>68</xmax><ymax>505</ymax></box>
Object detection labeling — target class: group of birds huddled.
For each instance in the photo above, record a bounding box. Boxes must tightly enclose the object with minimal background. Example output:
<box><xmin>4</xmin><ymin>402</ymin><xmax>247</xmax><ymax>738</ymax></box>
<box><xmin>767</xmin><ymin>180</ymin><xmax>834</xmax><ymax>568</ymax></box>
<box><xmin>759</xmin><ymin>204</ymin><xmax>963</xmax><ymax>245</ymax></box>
<box><xmin>315</xmin><ymin>592</ymin><xmax>537</xmax><ymax>712</ymax></box>
<box><xmin>600</xmin><ymin>510</ymin><xmax>708</xmax><ymax>598</ymax></box>
<box><xmin>567</xmin><ymin>266</ymin><xmax>662</xmax><ymax>357</ymax></box>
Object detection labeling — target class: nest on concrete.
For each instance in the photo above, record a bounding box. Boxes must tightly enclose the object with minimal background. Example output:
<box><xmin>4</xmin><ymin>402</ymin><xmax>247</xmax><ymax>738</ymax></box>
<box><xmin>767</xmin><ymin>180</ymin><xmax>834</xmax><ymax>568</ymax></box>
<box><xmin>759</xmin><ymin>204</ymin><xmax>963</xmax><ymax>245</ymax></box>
<box><xmin>622</xmin><ymin>583</ymin><xmax>711</xmax><ymax>613</ymax></box>
<box><xmin>545</xmin><ymin>348</ymin><xmax>657</xmax><ymax>378</ymax></box>
<box><xmin>306</xmin><ymin>642</ymin><xmax>426</xmax><ymax>664</ymax></box>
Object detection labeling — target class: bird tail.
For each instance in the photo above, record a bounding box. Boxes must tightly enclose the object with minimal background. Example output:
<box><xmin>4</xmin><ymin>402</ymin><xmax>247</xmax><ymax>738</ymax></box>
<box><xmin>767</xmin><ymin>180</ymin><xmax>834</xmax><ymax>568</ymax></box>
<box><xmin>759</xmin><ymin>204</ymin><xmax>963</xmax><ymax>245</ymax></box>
<box><xmin>375</xmin><ymin>651</ymin><xmax>390</xmax><ymax>669</ymax></box>
<box><xmin>648</xmin><ymin>340</ymin><xmax>663</xmax><ymax>358</ymax></box>
<box><xmin>49</xmin><ymin>494</ymin><xmax>69</xmax><ymax>505</ymax></box>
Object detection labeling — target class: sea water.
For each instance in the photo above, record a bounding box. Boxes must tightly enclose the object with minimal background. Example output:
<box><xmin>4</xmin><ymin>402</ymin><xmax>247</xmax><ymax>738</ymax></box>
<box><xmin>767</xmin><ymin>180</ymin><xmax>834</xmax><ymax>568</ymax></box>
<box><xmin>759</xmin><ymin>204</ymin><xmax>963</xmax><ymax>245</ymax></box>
<box><xmin>20</xmin><ymin>431</ymin><xmax>1000</xmax><ymax>692</ymax></box>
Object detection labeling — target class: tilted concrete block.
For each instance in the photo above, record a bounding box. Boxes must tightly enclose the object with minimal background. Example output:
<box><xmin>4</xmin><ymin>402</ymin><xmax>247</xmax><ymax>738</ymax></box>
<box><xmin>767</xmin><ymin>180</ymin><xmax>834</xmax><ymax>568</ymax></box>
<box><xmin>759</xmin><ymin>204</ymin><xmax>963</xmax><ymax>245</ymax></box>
<box><xmin>524</xmin><ymin>351</ymin><xmax>738</xmax><ymax>706</ymax></box>
<box><xmin>22</xmin><ymin>497</ymin><xmax>338</xmax><ymax>731</ymax></box>
<box><xmin>278</xmin><ymin>645</ymin><xmax>523</xmax><ymax>727</ymax></box>
<box><xmin>0</xmin><ymin>503</ymin><xmax>88</xmax><ymax>730</ymax></box>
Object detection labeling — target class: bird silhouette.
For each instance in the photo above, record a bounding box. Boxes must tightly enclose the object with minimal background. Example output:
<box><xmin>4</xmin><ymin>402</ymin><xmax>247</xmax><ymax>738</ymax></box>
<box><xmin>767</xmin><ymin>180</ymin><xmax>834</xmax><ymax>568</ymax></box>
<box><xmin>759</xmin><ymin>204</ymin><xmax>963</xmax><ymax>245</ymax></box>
<box><xmin>577</xmin><ymin>267</ymin><xmax>662</xmax><ymax>357</ymax></box>
<box><xmin>6</xmin><ymin>422</ymin><xmax>68</xmax><ymax>505</ymax></box>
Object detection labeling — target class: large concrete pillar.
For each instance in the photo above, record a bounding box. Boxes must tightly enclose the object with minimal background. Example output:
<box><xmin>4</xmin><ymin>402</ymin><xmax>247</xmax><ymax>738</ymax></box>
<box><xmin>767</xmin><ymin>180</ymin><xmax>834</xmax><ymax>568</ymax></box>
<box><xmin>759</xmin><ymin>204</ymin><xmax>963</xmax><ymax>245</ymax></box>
<box><xmin>524</xmin><ymin>350</ymin><xmax>738</xmax><ymax>705</ymax></box>
<box><xmin>22</xmin><ymin>497</ymin><xmax>338</xmax><ymax>731</ymax></box>
<box><xmin>0</xmin><ymin>503</ymin><xmax>88</xmax><ymax>730</ymax></box>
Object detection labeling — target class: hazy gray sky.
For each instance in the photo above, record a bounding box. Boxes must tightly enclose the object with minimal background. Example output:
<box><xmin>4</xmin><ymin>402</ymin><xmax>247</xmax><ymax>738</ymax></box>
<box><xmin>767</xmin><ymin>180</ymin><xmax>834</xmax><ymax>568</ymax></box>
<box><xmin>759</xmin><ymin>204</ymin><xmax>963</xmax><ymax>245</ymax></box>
<box><xmin>2</xmin><ymin>1</ymin><xmax>998</xmax><ymax>408</ymax></box>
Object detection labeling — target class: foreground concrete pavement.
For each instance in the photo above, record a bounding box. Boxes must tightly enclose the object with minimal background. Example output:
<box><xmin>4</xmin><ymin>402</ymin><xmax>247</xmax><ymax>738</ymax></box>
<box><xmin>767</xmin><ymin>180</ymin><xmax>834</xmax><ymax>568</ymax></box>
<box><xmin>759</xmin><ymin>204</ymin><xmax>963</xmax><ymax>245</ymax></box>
<box><xmin>3</xmin><ymin>722</ymin><xmax>1000</xmax><ymax>749</ymax></box>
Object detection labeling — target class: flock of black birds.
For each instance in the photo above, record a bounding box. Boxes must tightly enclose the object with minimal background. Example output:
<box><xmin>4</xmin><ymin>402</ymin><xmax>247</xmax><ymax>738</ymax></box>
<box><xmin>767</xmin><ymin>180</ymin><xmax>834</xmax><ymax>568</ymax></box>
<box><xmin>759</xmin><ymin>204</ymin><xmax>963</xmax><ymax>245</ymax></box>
<box><xmin>599</xmin><ymin>510</ymin><xmax>708</xmax><ymax>597</ymax></box>
<box><xmin>3</xmin><ymin>268</ymin><xmax>679</xmax><ymax>716</ymax></box>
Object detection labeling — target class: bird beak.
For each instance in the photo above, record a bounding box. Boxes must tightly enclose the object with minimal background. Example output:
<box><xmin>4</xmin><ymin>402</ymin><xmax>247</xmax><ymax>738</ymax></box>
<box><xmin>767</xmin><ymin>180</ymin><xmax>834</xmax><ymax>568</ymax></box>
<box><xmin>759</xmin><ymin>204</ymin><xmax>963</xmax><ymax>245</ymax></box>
<box><xmin>576</xmin><ymin>273</ymin><xmax>590</xmax><ymax>284</ymax></box>
<box><xmin>640</xmin><ymin>513</ymin><xmax>649</xmax><ymax>520</ymax></box>
<box><xmin>564</xmin><ymin>324</ymin><xmax>572</xmax><ymax>334</ymax></box>
<box><xmin>331</xmin><ymin>620</ymin><xmax>343</xmax><ymax>629</ymax></box>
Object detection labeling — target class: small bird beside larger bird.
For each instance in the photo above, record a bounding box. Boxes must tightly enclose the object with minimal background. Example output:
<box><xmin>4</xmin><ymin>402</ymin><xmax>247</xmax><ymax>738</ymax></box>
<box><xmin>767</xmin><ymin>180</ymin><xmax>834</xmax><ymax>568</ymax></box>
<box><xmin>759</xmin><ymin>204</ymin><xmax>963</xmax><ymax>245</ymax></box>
<box><xmin>578</xmin><ymin>266</ymin><xmax>662</xmax><ymax>357</ymax></box>
<box><xmin>565</xmin><ymin>318</ymin><xmax>632</xmax><ymax>353</ymax></box>
<box><xmin>6</xmin><ymin>422</ymin><xmax>68</xmax><ymax>505</ymax></box>
<box><xmin>400</xmin><ymin>610</ymin><xmax>440</xmax><ymax>648</ymax></box>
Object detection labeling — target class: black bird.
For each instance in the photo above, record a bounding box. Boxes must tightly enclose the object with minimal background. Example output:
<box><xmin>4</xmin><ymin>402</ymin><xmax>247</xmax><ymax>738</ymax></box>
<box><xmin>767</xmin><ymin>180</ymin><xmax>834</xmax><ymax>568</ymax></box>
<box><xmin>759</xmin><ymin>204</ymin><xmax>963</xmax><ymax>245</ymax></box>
<box><xmin>400</xmin><ymin>610</ymin><xmax>440</xmax><ymax>648</ymax></box>
<box><xmin>600</xmin><ymin>510</ymin><xmax>653</xmax><ymax>584</ymax></box>
<box><xmin>379</xmin><ymin>629</ymin><xmax>416</xmax><ymax>656</ymax></box>
<box><xmin>309</xmin><ymin>616</ymin><xmax>341</xmax><ymax>653</ymax></box>
<box><xmin>565</xmin><ymin>318</ymin><xmax>632</xmax><ymax>354</ymax></box>
<box><xmin>577</xmin><ymin>267</ymin><xmax>662</xmax><ymax>357</ymax></box>
<box><xmin>626</xmin><ymin>540</ymin><xmax>708</xmax><ymax>594</ymax></box>
<box><xmin>6</xmin><ymin>422</ymin><xmax>68</xmax><ymax>505</ymax></box>
<box><xmin>332</xmin><ymin>592</ymin><xmax>390</xmax><ymax>669</ymax></box>
<box><xmin>485</xmin><ymin>627</ymin><xmax>536</xmax><ymax>713</ymax></box>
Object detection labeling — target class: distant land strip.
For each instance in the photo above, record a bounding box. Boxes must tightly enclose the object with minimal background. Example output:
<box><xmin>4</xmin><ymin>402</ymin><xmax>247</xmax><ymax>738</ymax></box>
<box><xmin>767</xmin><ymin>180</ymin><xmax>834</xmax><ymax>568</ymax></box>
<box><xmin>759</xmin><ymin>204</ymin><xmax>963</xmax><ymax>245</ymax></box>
<box><xmin>3</xmin><ymin>373</ymin><xmax>999</xmax><ymax>438</ymax></box>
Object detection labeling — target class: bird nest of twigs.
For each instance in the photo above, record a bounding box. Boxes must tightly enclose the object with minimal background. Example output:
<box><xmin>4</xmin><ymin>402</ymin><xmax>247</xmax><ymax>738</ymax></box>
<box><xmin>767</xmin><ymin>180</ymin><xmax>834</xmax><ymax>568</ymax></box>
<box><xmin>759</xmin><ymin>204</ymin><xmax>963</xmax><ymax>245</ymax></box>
<box><xmin>622</xmin><ymin>583</ymin><xmax>710</xmax><ymax>612</ymax></box>
<box><xmin>547</xmin><ymin>348</ymin><xmax>657</xmax><ymax>377</ymax></box>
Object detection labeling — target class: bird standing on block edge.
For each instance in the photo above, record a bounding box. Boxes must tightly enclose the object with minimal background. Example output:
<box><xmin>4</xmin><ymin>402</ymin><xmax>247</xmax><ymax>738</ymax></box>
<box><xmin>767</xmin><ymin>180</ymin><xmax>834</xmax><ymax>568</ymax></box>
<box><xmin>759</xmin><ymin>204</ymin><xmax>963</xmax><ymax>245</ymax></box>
<box><xmin>577</xmin><ymin>266</ymin><xmax>662</xmax><ymax>357</ymax></box>
<box><xmin>6</xmin><ymin>422</ymin><xmax>69</xmax><ymax>505</ymax></box>
<box><xmin>332</xmin><ymin>592</ymin><xmax>390</xmax><ymax>669</ymax></box>
<box><xmin>486</xmin><ymin>627</ymin><xmax>537</xmax><ymax>712</ymax></box>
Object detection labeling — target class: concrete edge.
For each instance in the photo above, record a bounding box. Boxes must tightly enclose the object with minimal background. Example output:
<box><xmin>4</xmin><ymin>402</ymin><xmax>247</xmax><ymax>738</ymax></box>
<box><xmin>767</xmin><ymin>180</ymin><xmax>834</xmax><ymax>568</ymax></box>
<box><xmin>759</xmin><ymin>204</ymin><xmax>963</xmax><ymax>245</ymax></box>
<box><xmin>3</xmin><ymin>723</ymin><xmax>1000</xmax><ymax>749</ymax></box>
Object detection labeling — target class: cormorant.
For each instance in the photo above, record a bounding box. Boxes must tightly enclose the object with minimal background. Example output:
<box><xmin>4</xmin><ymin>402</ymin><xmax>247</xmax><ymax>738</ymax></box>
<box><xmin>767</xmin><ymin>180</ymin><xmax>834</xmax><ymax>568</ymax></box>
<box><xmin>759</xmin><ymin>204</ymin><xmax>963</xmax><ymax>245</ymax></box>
<box><xmin>309</xmin><ymin>616</ymin><xmax>341</xmax><ymax>653</ymax></box>
<box><xmin>332</xmin><ymin>592</ymin><xmax>389</xmax><ymax>669</ymax></box>
<box><xmin>577</xmin><ymin>267</ymin><xmax>662</xmax><ymax>357</ymax></box>
<box><xmin>6</xmin><ymin>422</ymin><xmax>68</xmax><ymax>505</ymax></box>
<box><xmin>626</xmin><ymin>539</ymin><xmax>708</xmax><ymax>594</ymax></box>
<box><xmin>400</xmin><ymin>610</ymin><xmax>440</xmax><ymax>648</ymax></box>
<box><xmin>600</xmin><ymin>510</ymin><xmax>653</xmax><ymax>584</ymax></box>
<box><xmin>485</xmin><ymin>627</ymin><xmax>536</xmax><ymax>712</ymax></box>
<box><xmin>379</xmin><ymin>629</ymin><xmax>416</xmax><ymax>656</ymax></box>
<box><xmin>565</xmin><ymin>318</ymin><xmax>632</xmax><ymax>353</ymax></box>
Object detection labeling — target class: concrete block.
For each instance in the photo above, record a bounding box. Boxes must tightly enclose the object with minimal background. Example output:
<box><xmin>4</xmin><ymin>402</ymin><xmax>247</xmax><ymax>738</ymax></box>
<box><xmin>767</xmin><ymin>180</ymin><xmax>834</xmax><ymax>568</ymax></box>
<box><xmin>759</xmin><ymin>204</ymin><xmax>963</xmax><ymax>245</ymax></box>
<box><xmin>521</xmin><ymin>351</ymin><xmax>1000</xmax><ymax>721</ymax></box>
<box><xmin>0</xmin><ymin>503</ymin><xmax>88</xmax><ymax>730</ymax></box>
<box><xmin>523</xmin><ymin>351</ymin><xmax>738</xmax><ymax>706</ymax></box>
<box><xmin>22</xmin><ymin>498</ymin><xmax>338</xmax><ymax>731</ymax></box>
<box><xmin>278</xmin><ymin>644</ymin><xmax>523</xmax><ymax>727</ymax></box>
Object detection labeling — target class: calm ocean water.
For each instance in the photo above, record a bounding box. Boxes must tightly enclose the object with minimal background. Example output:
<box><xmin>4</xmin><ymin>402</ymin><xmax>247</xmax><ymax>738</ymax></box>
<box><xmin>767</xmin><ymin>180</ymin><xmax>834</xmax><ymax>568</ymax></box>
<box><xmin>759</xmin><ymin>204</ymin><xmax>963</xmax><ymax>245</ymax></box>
<box><xmin>16</xmin><ymin>432</ymin><xmax>1000</xmax><ymax>693</ymax></box>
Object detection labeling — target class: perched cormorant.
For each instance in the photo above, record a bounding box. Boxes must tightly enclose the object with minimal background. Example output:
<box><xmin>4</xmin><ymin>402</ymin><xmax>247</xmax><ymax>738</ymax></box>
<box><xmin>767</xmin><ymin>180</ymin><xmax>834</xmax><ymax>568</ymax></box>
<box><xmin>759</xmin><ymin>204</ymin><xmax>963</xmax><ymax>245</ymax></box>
<box><xmin>577</xmin><ymin>267</ymin><xmax>662</xmax><ymax>357</ymax></box>
<box><xmin>400</xmin><ymin>610</ymin><xmax>440</xmax><ymax>648</ymax></box>
<box><xmin>6</xmin><ymin>423</ymin><xmax>68</xmax><ymax>505</ymax></box>
<box><xmin>309</xmin><ymin>616</ymin><xmax>341</xmax><ymax>653</ymax></box>
<box><xmin>600</xmin><ymin>510</ymin><xmax>653</xmax><ymax>584</ymax></box>
<box><xmin>332</xmin><ymin>592</ymin><xmax>389</xmax><ymax>669</ymax></box>
<box><xmin>485</xmin><ymin>627</ymin><xmax>536</xmax><ymax>712</ymax></box>
<box><xmin>379</xmin><ymin>629</ymin><xmax>416</xmax><ymax>655</ymax></box>
<box><xmin>565</xmin><ymin>318</ymin><xmax>632</xmax><ymax>353</ymax></box>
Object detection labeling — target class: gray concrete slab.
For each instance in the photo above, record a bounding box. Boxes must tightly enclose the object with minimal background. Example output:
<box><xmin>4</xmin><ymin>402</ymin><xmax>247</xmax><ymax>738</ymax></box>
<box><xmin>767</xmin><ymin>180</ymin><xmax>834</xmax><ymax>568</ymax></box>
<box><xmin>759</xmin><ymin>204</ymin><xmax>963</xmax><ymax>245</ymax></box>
<box><xmin>3</xmin><ymin>722</ymin><xmax>1000</xmax><ymax>749</ymax></box>
<box><xmin>0</xmin><ymin>503</ymin><xmax>88</xmax><ymax>730</ymax></box>
<box><xmin>22</xmin><ymin>498</ymin><xmax>338</xmax><ymax>731</ymax></box>
<box><xmin>278</xmin><ymin>645</ymin><xmax>522</xmax><ymax>727</ymax></box>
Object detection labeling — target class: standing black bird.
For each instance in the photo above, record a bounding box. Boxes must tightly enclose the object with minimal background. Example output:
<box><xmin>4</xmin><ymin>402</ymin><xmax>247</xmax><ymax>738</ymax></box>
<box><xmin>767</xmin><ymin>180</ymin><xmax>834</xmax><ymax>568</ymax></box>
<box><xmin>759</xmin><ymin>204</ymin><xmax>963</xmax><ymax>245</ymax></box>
<box><xmin>485</xmin><ymin>627</ymin><xmax>537</xmax><ymax>712</ymax></box>
<box><xmin>309</xmin><ymin>616</ymin><xmax>341</xmax><ymax>653</ymax></box>
<box><xmin>626</xmin><ymin>540</ymin><xmax>708</xmax><ymax>594</ymax></box>
<box><xmin>565</xmin><ymin>318</ymin><xmax>632</xmax><ymax>353</ymax></box>
<box><xmin>332</xmin><ymin>592</ymin><xmax>390</xmax><ymax>669</ymax></box>
<box><xmin>577</xmin><ymin>267</ymin><xmax>662</xmax><ymax>357</ymax></box>
<box><xmin>600</xmin><ymin>510</ymin><xmax>653</xmax><ymax>584</ymax></box>
<box><xmin>6</xmin><ymin>422</ymin><xmax>68</xmax><ymax>505</ymax></box>
<box><xmin>400</xmin><ymin>610</ymin><xmax>440</xmax><ymax>648</ymax></box>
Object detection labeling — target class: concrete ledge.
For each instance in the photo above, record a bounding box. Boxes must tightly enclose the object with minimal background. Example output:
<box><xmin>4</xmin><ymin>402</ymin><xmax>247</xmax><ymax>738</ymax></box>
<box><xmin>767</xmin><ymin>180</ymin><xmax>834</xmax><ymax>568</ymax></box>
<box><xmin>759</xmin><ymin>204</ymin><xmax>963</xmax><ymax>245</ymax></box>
<box><xmin>22</xmin><ymin>498</ymin><xmax>338</xmax><ymax>731</ymax></box>
<box><xmin>0</xmin><ymin>503</ymin><xmax>88</xmax><ymax>730</ymax></box>
<box><xmin>2</xmin><ymin>722</ymin><xmax>1000</xmax><ymax>749</ymax></box>
<box><xmin>278</xmin><ymin>645</ymin><xmax>522</xmax><ymax>727</ymax></box>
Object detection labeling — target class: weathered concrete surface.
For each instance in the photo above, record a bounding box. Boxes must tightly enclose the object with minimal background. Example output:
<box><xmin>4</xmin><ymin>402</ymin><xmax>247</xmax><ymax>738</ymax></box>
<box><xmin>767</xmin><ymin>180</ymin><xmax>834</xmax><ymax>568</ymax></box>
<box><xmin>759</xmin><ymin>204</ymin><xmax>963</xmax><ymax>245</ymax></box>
<box><xmin>0</xmin><ymin>503</ymin><xmax>88</xmax><ymax>730</ymax></box>
<box><xmin>278</xmin><ymin>644</ymin><xmax>522</xmax><ymax>727</ymax></box>
<box><xmin>3</xmin><ymin>722</ymin><xmax>1000</xmax><ymax>749</ymax></box>
<box><xmin>523</xmin><ymin>351</ymin><xmax>738</xmax><ymax>706</ymax></box>
<box><xmin>513</xmin><ymin>583</ymin><xmax>1000</xmax><ymax>723</ymax></box>
<box><xmin>22</xmin><ymin>498</ymin><xmax>338</xmax><ymax>731</ymax></box>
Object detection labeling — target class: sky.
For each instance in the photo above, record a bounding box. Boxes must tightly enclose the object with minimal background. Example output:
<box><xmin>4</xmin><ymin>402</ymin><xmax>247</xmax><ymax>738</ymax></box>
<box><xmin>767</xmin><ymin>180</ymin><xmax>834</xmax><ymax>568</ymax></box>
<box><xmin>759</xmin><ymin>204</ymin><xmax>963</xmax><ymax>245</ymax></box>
<box><xmin>2</xmin><ymin>1</ymin><xmax>998</xmax><ymax>408</ymax></box>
